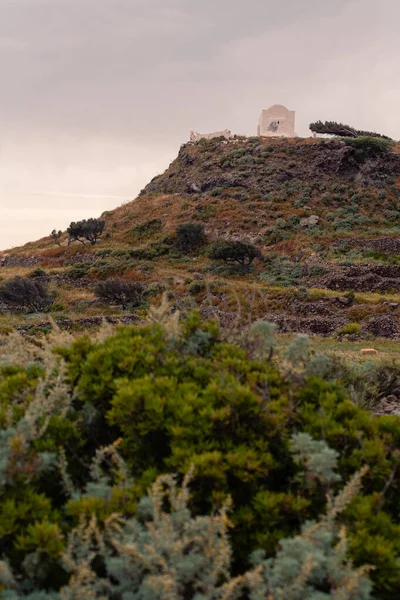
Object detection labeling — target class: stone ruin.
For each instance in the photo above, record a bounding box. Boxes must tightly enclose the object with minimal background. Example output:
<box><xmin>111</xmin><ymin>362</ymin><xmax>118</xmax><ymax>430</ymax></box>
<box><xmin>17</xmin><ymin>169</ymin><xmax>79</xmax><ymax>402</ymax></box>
<box><xmin>189</xmin><ymin>104</ymin><xmax>296</xmax><ymax>142</ymax></box>
<box><xmin>258</xmin><ymin>104</ymin><xmax>295</xmax><ymax>138</ymax></box>
<box><xmin>189</xmin><ymin>129</ymin><xmax>232</xmax><ymax>142</ymax></box>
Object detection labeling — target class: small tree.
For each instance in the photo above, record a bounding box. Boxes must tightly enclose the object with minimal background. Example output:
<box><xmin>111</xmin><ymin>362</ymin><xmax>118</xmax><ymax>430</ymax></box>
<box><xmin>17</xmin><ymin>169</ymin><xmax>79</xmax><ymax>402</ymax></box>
<box><xmin>67</xmin><ymin>218</ymin><xmax>105</xmax><ymax>245</ymax></box>
<box><xmin>208</xmin><ymin>240</ymin><xmax>262</xmax><ymax>267</ymax></box>
<box><xmin>175</xmin><ymin>223</ymin><xmax>207</xmax><ymax>253</ymax></box>
<box><xmin>50</xmin><ymin>229</ymin><xmax>63</xmax><ymax>246</ymax></box>
<box><xmin>309</xmin><ymin>120</ymin><xmax>391</xmax><ymax>140</ymax></box>
<box><xmin>94</xmin><ymin>278</ymin><xmax>146</xmax><ymax>309</ymax></box>
<box><xmin>0</xmin><ymin>277</ymin><xmax>54</xmax><ymax>312</ymax></box>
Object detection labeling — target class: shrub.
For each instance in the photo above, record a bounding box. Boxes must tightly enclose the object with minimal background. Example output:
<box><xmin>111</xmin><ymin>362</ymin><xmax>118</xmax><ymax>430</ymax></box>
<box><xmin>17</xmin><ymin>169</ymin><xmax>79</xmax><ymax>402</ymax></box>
<box><xmin>260</xmin><ymin>255</ymin><xmax>302</xmax><ymax>286</ymax></box>
<box><xmin>0</xmin><ymin>277</ymin><xmax>54</xmax><ymax>312</ymax></box>
<box><xmin>4</xmin><ymin>315</ymin><xmax>400</xmax><ymax>596</ymax></box>
<box><xmin>67</xmin><ymin>263</ymin><xmax>91</xmax><ymax>280</ymax></box>
<box><xmin>175</xmin><ymin>223</ymin><xmax>207</xmax><ymax>253</ymax></box>
<box><xmin>67</xmin><ymin>218</ymin><xmax>105</xmax><ymax>245</ymax></box>
<box><xmin>336</xmin><ymin>322</ymin><xmax>361</xmax><ymax>337</ymax></box>
<box><xmin>129</xmin><ymin>218</ymin><xmax>162</xmax><ymax>239</ymax></box>
<box><xmin>27</xmin><ymin>267</ymin><xmax>47</xmax><ymax>278</ymax></box>
<box><xmin>94</xmin><ymin>278</ymin><xmax>146</xmax><ymax>309</ymax></box>
<box><xmin>345</xmin><ymin>137</ymin><xmax>393</xmax><ymax>161</ymax></box>
<box><xmin>208</xmin><ymin>240</ymin><xmax>262</xmax><ymax>267</ymax></box>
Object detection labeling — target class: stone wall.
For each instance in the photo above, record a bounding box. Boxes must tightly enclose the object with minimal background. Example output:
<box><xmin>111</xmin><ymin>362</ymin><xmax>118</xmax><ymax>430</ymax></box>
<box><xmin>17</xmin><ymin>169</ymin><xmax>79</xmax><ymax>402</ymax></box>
<box><xmin>190</xmin><ymin>129</ymin><xmax>232</xmax><ymax>142</ymax></box>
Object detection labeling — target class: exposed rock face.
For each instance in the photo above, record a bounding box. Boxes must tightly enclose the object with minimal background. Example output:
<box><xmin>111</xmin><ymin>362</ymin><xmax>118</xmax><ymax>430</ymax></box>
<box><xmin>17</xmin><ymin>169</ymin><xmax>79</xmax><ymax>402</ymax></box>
<box><xmin>363</xmin><ymin>315</ymin><xmax>400</xmax><ymax>338</ymax></box>
<box><xmin>300</xmin><ymin>215</ymin><xmax>319</xmax><ymax>227</ymax></box>
<box><xmin>140</xmin><ymin>138</ymin><xmax>400</xmax><ymax>198</ymax></box>
<box><xmin>321</xmin><ymin>265</ymin><xmax>400</xmax><ymax>293</ymax></box>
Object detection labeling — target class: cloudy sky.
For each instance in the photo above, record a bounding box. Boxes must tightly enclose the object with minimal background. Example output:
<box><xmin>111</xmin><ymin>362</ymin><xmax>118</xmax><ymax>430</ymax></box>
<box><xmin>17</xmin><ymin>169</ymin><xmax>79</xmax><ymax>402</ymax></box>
<box><xmin>1</xmin><ymin>0</ymin><xmax>399</xmax><ymax>249</ymax></box>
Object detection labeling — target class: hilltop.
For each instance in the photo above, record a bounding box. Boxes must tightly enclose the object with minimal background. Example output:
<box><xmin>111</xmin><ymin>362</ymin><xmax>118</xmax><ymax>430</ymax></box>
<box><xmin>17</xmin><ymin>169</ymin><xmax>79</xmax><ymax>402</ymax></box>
<box><xmin>2</xmin><ymin>135</ymin><xmax>400</xmax><ymax>341</ymax></box>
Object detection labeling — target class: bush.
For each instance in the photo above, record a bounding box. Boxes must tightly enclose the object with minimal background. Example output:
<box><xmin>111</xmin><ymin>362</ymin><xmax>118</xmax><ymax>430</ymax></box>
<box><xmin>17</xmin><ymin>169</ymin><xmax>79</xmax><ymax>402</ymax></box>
<box><xmin>208</xmin><ymin>240</ymin><xmax>262</xmax><ymax>267</ymax></box>
<box><xmin>129</xmin><ymin>218</ymin><xmax>162</xmax><ymax>239</ymax></box>
<box><xmin>67</xmin><ymin>218</ymin><xmax>105</xmax><ymax>245</ymax></box>
<box><xmin>4</xmin><ymin>315</ymin><xmax>400</xmax><ymax>596</ymax></box>
<box><xmin>336</xmin><ymin>322</ymin><xmax>361</xmax><ymax>337</ymax></box>
<box><xmin>345</xmin><ymin>137</ymin><xmax>393</xmax><ymax>161</ymax></box>
<box><xmin>94</xmin><ymin>278</ymin><xmax>146</xmax><ymax>309</ymax></box>
<box><xmin>67</xmin><ymin>263</ymin><xmax>91</xmax><ymax>279</ymax></box>
<box><xmin>175</xmin><ymin>223</ymin><xmax>207</xmax><ymax>253</ymax></box>
<box><xmin>0</xmin><ymin>277</ymin><xmax>54</xmax><ymax>312</ymax></box>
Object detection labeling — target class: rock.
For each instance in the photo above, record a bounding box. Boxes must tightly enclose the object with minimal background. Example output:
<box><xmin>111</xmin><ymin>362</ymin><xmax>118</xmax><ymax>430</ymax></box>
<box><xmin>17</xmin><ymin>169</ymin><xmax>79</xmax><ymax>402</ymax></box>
<box><xmin>188</xmin><ymin>182</ymin><xmax>202</xmax><ymax>193</ymax></box>
<box><xmin>300</xmin><ymin>215</ymin><xmax>319</xmax><ymax>227</ymax></box>
<box><xmin>193</xmin><ymin>272</ymin><xmax>204</xmax><ymax>280</ymax></box>
<box><xmin>336</xmin><ymin>296</ymin><xmax>353</xmax><ymax>306</ymax></box>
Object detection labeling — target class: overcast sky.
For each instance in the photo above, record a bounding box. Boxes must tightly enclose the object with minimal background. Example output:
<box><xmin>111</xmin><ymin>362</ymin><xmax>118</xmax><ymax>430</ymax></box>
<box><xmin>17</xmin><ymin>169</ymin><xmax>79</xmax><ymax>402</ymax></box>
<box><xmin>1</xmin><ymin>0</ymin><xmax>399</xmax><ymax>249</ymax></box>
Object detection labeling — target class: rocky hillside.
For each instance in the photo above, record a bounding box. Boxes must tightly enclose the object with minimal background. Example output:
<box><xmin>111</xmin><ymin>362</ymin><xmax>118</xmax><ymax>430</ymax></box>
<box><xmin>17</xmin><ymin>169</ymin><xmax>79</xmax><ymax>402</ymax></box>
<box><xmin>3</xmin><ymin>135</ymin><xmax>400</xmax><ymax>341</ymax></box>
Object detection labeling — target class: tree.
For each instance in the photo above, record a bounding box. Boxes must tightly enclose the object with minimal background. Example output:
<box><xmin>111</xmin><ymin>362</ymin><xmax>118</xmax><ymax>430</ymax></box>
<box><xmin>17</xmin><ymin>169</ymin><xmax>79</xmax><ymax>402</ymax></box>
<box><xmin>50</xmin><ymin>229</ymin><xmax>63</xmax><ymax>247</ymax></box>
<box><xmin>0</xmin><ymin>277</ymin><xmax>54</xmax><ymax>312</ymax></box>
<box><xmin>67</xmin><ymin>219</ymin><xmax>105</xmax><ymax>245</ymax></box>
<box><xmin>94</xmin><ymin>278</ymin><xmax>146</xmax><ymax>309</ymax></box>
<box><xmin>309</xmin><ymin>120</ymin><xmax>391</xmax><ymax>140</ymax></box>
<box><xmin>208</xmin><ymin>240</ymin><xmax>262</xmax><ymax>267</ymax></box>
<box><xmin>175</xmin><ymin>223</ymin><xmax>207</xmax><ymax>253</ymax></box>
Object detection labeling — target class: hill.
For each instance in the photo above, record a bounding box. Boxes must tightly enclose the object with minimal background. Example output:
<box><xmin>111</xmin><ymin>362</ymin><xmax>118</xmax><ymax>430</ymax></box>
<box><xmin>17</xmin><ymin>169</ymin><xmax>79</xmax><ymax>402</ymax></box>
<box><xmin>2</xmin><ymin>135</ymin><xmax>400</xmax><ymax>342</ymax></box>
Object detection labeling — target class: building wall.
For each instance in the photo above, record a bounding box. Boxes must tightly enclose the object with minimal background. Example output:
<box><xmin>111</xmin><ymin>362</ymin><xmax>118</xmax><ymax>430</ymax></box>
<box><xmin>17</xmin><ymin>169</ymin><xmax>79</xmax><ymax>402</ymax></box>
<box><xmin>258</xmin><ymin>105</ymin><xmax>295</xmax><ymax>138</ymax></box>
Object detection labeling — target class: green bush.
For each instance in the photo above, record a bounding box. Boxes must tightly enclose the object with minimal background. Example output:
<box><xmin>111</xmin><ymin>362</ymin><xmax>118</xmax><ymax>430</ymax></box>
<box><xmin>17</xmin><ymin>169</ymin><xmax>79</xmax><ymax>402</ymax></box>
<box><xmin>0</xmin><ymin>277</ymin><xmax>54</xmax><ymax>313</ymax></box>
<box><xmin>208</xmin><ymin>240</ymin><xmax>262</xmax><ymax>267</ymax></box>
<box><xmin>175</xmin><ymin>223</ymin><xmax>207</xmax><ymax>253</ymax></box>
<box><xmin>336</xmin><ymin>322</ymin><xmax>361</xmax><ymax>337</ymax></box>
<box><xmin>4</xmin><ymin>316</ymin><xmax>400</xmax><ymax>596</ymax></box>
<box><xmin>94</xmin><ymin>278</ymin><xmax>146</xmax><ymax>309</ymax></box>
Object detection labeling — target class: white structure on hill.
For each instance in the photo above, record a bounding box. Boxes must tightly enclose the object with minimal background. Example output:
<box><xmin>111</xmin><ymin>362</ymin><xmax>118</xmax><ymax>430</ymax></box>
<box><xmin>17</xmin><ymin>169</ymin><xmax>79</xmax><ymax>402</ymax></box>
<box><xmin>258</xmin><ymin>104</ymin><xmax>295</xmax><ymax>138</ymax></box>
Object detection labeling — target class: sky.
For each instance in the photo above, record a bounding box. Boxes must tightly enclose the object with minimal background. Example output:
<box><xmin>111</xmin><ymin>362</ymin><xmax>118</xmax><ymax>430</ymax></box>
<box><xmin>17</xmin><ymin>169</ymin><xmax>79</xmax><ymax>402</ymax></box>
<box><xmin>1</xmin><ymin>0</ymin><xmax>399</xmax><ymax>249</ymax></box>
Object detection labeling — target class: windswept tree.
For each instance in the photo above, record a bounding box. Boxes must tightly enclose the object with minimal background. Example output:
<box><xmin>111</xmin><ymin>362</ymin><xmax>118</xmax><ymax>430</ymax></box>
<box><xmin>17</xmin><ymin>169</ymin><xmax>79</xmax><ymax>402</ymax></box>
<box><xmin>0</xmin><ymin>277</ymin><xmax>54</xmax><ymax>312</ymax></box>
<box><xmin>50</xmin><ymin>229</ymin><xmax>63</xmax><ymax>246</ymax></box>
<box><xmin>67</xmin><ymin>218</ymin><xmax>105</xmax><ymax>245</ymax></box>
<box><xmin>208</xmin><ymin>240</ymin><xmax>262</xmax><ymax>268</ymax></box>
<box><xmin>309</xmin><ymin>120</ymin><xmax>391</xmax><ymax>140</ymax></box>
<box><xmin>95</xmin><ymin>278</ymin><xmax>146</xmax><ymax>309</ymax></box>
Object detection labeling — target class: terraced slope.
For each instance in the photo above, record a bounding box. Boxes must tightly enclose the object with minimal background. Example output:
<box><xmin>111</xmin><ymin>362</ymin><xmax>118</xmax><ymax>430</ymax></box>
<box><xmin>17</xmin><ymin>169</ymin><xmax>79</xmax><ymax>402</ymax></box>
<box><xmin>2</xmin><ymin>136</ymin><xmax>400</xmax><ymax>340</ymax></box>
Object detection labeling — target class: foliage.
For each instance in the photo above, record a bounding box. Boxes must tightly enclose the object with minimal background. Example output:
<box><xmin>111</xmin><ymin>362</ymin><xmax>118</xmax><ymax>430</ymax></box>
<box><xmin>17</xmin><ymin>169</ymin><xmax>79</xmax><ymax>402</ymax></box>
<box><xmin>208</xmin><ymin>240</ymin><xmax>262</xmax><ymax>267</ymax></box>
<box><xmin>50</xmin><ymin>230</ymin><xmax>63</xmax><ymax>247</ymax></box>
<box><xmin>94</xmin><ymin>278</ymin><xmax>146</xmax><ymax>309</ymax></box>
<box><xmin>345</xmin><ymin>137</ymin><xmax>393</xmax><ymax>161</ymax></box>
<box><xmin>175</xmin><ymin>222</ymin><xmax>207</xmax><ymax>253</ymax></box>
<box><xmin>0</xmin><ymin>462</ymin><xmax>372</xmax><ymax>599</ymax></box>
<box><xmin>67</xmin><ymin>219</ymin><xmax>105</xmax><ymax>246</ymax></box>
<box><xmin>260</xmin><ymin>255</ymin><xmax>302</xmax><ymax>287</ymax></box>
<box><xmin>3</xmin><ymin>316</ymin><xmax>400</xmax><ymax>596</ymax></box>
<box><xmin>309</xmin><ymin>120</ymin><xmax>391</xmax><ymax>140</ymax></box>
<box><xmin>129</xmin><ymin>218</ymin><xmax>163</xmax><ymax>240</ymax></box>
<box><xmin>0</xmin><ymin>278</ymin><xmax>54</xmax><ymax>313</ymax></box>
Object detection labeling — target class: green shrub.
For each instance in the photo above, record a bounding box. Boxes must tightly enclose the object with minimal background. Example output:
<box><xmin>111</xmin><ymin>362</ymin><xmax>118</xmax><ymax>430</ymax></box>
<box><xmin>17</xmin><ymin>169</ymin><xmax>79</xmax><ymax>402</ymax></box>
<box><xmin>175</xmin><ymin>223</ymin><xmax>207</xmax><ymax>252</ymax></box>
<box><xmin>336</xmin><ymin>322</ymin><xmax>361</xmax><ymax>337</ymax></box>
<box><xmin>4</xmin><ymin>316</ymin><xmax>400</xmax><ymax>596</ymax></box>
<box><xmin>0</xmin><ymin>277</ymin><xmax>54</xmax><ymax>313</ymax></box>
<box><xmin>129</xmin><ymin>218</ymin><xmax>162</xmax><ymax>239</ymax></box>
<box><xmin>66</xmin><ymin>263</ymin><xmax>91</xmax><ymax>279</ymax></box>
<box><xmin>94</xmin><ymin>278</ymin><xmax>146</xmax><ymax>309</ymax></box>
<box><xmin>208</xmin><ymin>240</ymin><xmax>262</xmax><ymax>267</ymax></box>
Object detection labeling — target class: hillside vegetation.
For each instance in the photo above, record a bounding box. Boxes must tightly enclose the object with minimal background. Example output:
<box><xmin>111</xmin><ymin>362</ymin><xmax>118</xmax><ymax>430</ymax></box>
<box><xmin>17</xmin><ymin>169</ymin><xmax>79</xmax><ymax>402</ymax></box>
<box><xmin>2</xmin><ymin>135</ymin><xmax>400</xmax><ymax>597</ymax></box>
